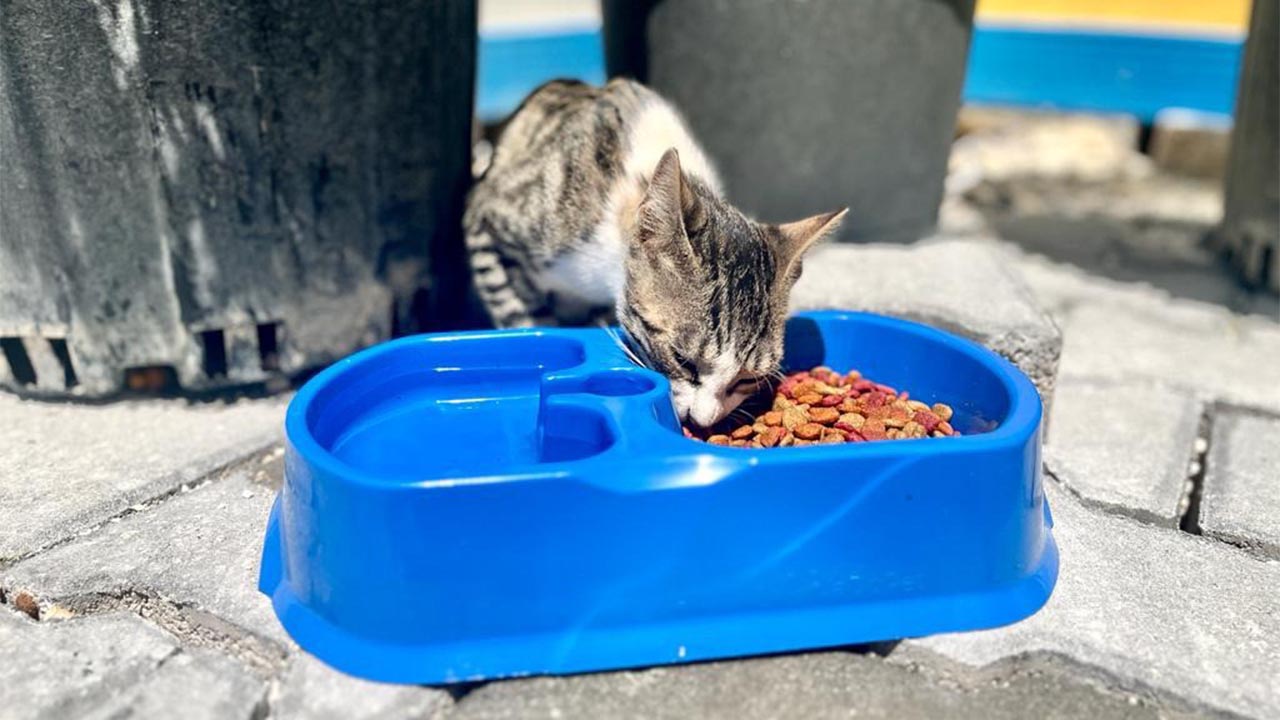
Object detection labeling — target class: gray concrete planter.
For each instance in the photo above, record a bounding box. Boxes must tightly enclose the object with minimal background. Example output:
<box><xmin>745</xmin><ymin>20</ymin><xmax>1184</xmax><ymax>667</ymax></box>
<box><xmin>0</xmin><ymin>1</ymin><xmax>476</xmax><ymax>397</ymax></box>
<box><xmin>1215</xmin><ymin>0</ymin><xmax>1278</xmax><ymax>293</ymax></box>
<box><xmin>603</xmin><ymin>0</ymin><xmax>975</xmax><ymax>243</ymax></box>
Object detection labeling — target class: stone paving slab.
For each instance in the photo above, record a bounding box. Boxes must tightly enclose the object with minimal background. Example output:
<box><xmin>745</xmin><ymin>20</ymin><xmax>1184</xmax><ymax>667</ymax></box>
<box><xmin>910</xmin><ymin>481</ymin><xmax>1280</xmax><ymax>720</ymax></box>
<box><xmin>0</xmin><ymin>608</ymin><xmax>263</xmax><ymax>720</ymax></box>
<box><xmin>1</xmin><ymin>451</ymin><xmax>291</xmax><ymax>672</ymax></box>
<box><xmin>1055</xmin><ymin>302</ymin><xmax>1280</xmax><ymax>411</ymax></box>
<box><xmin>1045</xmin><ymin>379</ymin><xmax>1202</xmax><ymax>526</ymax></box>
<box><xmin>270</xmin><ymin>652</ymin><xmax>452</xmax><ymax>720</ymax></box>
<box><xmin>791</xmin><ymin>238</ymin><xmax>1062</xmax><ymax>408</ymax></box>
<box><xmin>448</xmin><ymin>649</ymin><xmax>1176</xmax><ymax>720</ymax></box>
<box><xmin>1003</xmin><ymin>252</ymin><xmax>1280</xmax><ymax>411</ymax></box>
<box><xmin>0</xmin><ymin>392</ymin><xmax>287</xmax><ymax>562</ymax></box>
<box><xmin>1201</xmin><ymin>411</ymin><xmax>1280</xmax><ymax>559</ymax></box>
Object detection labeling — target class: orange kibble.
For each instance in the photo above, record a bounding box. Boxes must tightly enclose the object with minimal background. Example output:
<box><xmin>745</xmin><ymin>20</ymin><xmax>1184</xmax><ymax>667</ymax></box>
<box><xmin>796</xmin><ymin>393</ymin><xmax>823</xmax><ymax>406</ymax></box>
<box><xmin>762</xmin><ymin>410</ymin><xmax>784</xmax><ymax>426</ymax></box>
<box><xmin>861</xmin><ymin>418</ymin><xmax>887</xmax><ymax>440</ymax></box>
<box><xmin>808</xmin><ymin>407</ymin><xmax>841</xmax><ymax>425</ymax></box>
<box><xmin>932</xmin><ymin>403</ymin><xmax>954</xmax><ymax>422</ymax></box>
<box><xmin>838</xmin><ymin>412</ymin><xmax>866</xmax><ymax>429</ymax></box>
<box><xmin>795</xmin><ymin>422</ymin><xmax>824</xmax><ymax>440</ymax></box>
<box><xmin>730</xmin><ymin>425</ymin><xmax>755</xmax><ymax>440</ymax></box>
<box><xmin>759</xmin><ymin>426</ymin><xmax>786</xmax><ymax>447</ymax></box>
<box><xmin>782</xmin><ymin>407</ymin><xmax>808</xmax><ymax>430</ymax></box>
<box><xmin>814</xmin><ymin>382</ymin><xmax>844</xmax><ymax>396</ymax></box>
<box><xmin>884</xmin><ymin>407</ymin><xmax>911</xmax><ymax>428</ymax></box>
<box><xmin>708</xmin><ymin>434</ymin><xmax>731</xmax><ymax>445</ymax></box>
<box><xmin>792</xmin><ymin>381</ymin><xmax>818</xmax><ymax>396</ymax></box>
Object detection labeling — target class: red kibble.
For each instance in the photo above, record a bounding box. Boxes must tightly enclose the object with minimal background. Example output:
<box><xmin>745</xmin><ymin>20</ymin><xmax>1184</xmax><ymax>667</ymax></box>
<box><xmin>819</xmin><ymin>394</ymin><xmax>843</xmax><ymax>407</ymax></box>
<box><xmin>913</xmin><ymin>410</ymin><xmax>941</xmax><ymax>433</ymax></box>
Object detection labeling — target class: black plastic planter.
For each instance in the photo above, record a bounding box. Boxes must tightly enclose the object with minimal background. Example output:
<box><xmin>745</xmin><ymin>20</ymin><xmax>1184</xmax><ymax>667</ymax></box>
<box><xmin>603</xmin><ymin>0</ymin><xmax>975</xmax><ymax>244</ymax></box>
<box><xmin>0</xmin><ymin>1</ymin><xmax>476</xmax><ymax>397</ymax></box>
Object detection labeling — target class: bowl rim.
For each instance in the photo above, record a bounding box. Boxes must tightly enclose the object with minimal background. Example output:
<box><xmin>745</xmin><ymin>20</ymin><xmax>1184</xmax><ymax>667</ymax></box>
<box><xmin>284</xmin><ymin>310</ymin><xmax>1043</xmax><ymax>489</ymax></box>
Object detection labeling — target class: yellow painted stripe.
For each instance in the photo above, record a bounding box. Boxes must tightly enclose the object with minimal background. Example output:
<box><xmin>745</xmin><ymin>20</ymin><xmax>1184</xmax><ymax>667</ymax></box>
<box><xmin>977</xmin><ymin>0</ymin><xmax>1249</xmax><ymax>32</ymax></box>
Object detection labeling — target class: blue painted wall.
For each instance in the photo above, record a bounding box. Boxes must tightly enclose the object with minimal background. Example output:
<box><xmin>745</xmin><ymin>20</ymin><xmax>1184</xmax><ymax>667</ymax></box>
<box><xmin>475</xmin><ymin>25</ymin><xmax>1242</xmax><ymax>123</ymax></box>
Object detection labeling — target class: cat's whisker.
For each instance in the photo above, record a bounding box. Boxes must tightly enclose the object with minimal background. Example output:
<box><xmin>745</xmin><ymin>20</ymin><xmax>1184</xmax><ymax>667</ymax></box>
<box><xmin>601</xmin><ymin>324</ymin><xmax>649</xmax><ymax>369</ymax></box>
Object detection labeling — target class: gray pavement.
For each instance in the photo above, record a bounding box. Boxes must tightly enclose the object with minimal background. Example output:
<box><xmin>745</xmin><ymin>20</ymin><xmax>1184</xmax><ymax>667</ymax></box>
<box><xmin>1201</xmin><ymin>410</ymin><xmax>1280</xmax><ymax>558</ymax></box>
<box><xmin>1044</xmin><ymin>379</ymin><xmax>1203</xmax><ymax>526</ymax></box>
<box><xmin>0</xmin><ymin>393</ymin><xmax>286</xmax><ymax>563</ymax></box>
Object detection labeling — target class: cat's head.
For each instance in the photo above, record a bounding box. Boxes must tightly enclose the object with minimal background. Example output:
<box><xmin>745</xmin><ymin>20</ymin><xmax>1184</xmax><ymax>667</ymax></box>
<box><xmin>618</xmin><ymin>148</ymin><xmax>846</xmax><ymax>428</ymax></box>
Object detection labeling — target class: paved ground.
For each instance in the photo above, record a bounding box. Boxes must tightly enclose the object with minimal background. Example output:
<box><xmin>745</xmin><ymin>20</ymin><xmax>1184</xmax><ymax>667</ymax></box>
<box><xmin>2</xmin><ymin>107</ymin><xmax>1277</xmax><ymax>717</ymax></box>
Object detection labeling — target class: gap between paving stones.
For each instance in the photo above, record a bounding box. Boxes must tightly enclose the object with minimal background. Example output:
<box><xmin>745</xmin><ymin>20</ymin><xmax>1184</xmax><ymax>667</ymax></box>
<box><xmin>1044</xmin><ymin>457</ymin><xmax>1278</xmax><ymax>567</ymax></box>
<box><xmin>9</xmin><ymin>587</ymin><xmax>290</xmax><ymax>678</ymax></box>
<box><xmin>1179</xmin><ymin>408</ymin><xmax>1214</xmax><ymax>535</ymax></box>
<box><xmin>2</xmin><ymin>470</ymin><xmax>221</xmax><ymax>573</ymax></box>
<box><xmin>0</xmin><ymin>446</ymin><xmax>291</xmax><ymax>677</ymax></box>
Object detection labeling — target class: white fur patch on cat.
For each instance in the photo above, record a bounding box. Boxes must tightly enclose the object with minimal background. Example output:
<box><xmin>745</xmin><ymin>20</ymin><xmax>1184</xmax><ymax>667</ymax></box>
<box><xmin>624</xmin><ymin>100</ymin><xmax>723</xmax><ymax>192</ymax></box>
<box><xmin>678</xmin><ymin>351</ymin><xmax>743</xmax><ymax>427</ymax></box>
<box><xmin>540</xmin><ymin>231</ymin><xmax>625</xmax><ymax>308</ymax></box>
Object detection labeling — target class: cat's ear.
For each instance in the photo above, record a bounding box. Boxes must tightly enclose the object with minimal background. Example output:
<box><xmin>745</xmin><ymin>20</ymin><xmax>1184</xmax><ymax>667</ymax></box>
<box><xmin>775</xmin><ymin>208</ymin><xmax>847</xmax><ymax>282</ymax></box>
<box><xmin>636</xmin><ymin>148</ymin><xmax>698</xmax><ymax>249</ymax></box>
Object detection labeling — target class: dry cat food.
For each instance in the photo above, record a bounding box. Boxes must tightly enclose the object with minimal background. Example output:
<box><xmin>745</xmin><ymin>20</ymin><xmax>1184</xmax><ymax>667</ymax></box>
<box><xmin>683</xmin><ymin>366</ymin><xmax>961</xmax><ymax>448</ymax></box>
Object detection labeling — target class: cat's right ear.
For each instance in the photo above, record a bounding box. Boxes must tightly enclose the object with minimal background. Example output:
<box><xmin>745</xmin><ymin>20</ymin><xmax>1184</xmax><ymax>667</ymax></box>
<box><xmin>635</xmin><ymin>148</ymin><xmax>693</xmax><ymax>249</ymax></box>
<box><xmin>775</xmin><ymin>208</ymin><xmax>848</xmax><ymax>283</ymax></box>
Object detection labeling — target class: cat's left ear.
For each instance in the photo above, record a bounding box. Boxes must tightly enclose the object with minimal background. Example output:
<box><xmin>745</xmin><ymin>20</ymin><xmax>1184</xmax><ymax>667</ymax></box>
<box><xmin>775</xmin><ymin>208</ymin><xmax>848</xmax><ymax>282</ymax></box>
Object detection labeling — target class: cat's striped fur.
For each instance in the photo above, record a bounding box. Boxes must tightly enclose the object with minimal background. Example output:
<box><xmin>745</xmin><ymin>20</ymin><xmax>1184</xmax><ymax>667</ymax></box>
<box><xmin>465</xmin><ymin>79</ymin><xmax>845</xmax><ymax>426</ymax></box>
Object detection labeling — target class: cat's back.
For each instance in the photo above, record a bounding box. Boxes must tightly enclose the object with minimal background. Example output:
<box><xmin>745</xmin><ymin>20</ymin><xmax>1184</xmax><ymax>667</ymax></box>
<box><xmin>464</xmin><ymin>80</ymin><xmax>646</xmax><ymax>256</ymax></box>
<box><xmin>486</xmin><ymin>78</ymin><xmax>716</xmax><ymax>188</ymax></box>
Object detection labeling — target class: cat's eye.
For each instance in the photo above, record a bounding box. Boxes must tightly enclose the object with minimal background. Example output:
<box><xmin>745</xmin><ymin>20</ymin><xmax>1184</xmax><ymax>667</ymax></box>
<box><xmin>672</xmin><ymin>351</ymin><xmax>699</xmax><ymax>379</ymax></box>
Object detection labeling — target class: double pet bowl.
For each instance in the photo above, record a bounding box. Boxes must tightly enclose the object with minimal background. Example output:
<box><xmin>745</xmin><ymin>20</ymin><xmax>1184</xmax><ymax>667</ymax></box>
<box><xmin>258</xmin><ymin>311</ymin><xmax>1057</xmax><ymax>683</ymax></box>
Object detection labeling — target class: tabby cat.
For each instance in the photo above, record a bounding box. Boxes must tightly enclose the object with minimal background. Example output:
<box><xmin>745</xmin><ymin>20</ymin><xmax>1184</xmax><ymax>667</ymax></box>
<box><xmin>465</xmin><ymin>79</ymin><xmax>845</xmax><ymax>427</ymax></box>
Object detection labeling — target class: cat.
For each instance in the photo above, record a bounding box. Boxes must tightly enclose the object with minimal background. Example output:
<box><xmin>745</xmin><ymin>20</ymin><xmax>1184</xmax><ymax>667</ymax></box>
<box><xmin>465</xmin><ymin>78</ymin><xmax>845</xmax><ymax>428</ymax></box>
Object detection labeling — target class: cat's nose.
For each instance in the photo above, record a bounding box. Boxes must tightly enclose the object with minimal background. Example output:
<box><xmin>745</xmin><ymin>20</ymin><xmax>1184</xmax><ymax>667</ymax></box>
<box><xmin>688</xmin><ymin>403</ymin><xmax>723</xmax><ymax>428</ymax></box>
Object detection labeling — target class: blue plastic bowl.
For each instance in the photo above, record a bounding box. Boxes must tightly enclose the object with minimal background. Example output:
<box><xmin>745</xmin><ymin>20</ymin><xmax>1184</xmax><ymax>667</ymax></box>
<box><xmin>259</xmin><ymin>310</ymin><xmax>1057</xmax><ymax>683</ymax></box>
